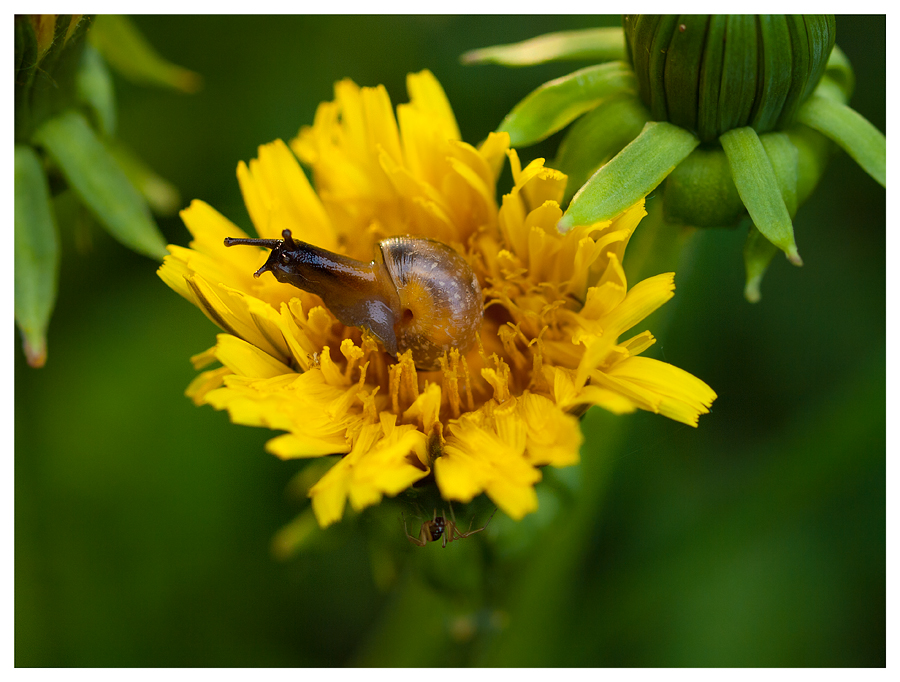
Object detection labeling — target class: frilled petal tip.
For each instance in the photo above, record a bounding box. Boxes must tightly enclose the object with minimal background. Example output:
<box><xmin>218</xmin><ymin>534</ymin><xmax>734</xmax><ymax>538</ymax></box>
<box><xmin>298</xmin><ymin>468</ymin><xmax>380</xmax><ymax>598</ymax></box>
<box><xmin>309</xmin><ymin>415</ymin><xmax>430</xmax><ymax>527</ymax></box>
<box><xmin>434</xmin><ymin>393</ymin><xmax>584</xmax><ymax>520</ymax></box>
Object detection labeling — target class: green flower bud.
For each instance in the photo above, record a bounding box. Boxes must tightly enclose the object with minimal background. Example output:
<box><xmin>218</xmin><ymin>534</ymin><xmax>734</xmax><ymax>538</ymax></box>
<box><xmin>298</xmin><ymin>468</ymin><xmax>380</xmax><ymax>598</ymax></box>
<box><xmin>623</xmin><ymin>15</ymin><xmax>835</xmax><ymax>142</ymax></box>
<box><xmin>468</xmin><ymin>15</ymin><xmax>885</xmax><ymax>301</ymax></box>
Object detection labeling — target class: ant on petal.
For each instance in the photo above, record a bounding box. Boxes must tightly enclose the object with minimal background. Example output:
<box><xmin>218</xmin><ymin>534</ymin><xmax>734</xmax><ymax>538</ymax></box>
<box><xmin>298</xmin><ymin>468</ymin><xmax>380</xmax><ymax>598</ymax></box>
<box><xmin>403</xmin><ymin>506</ymin><xmax>496</xmax><ymax>548</ymax></box>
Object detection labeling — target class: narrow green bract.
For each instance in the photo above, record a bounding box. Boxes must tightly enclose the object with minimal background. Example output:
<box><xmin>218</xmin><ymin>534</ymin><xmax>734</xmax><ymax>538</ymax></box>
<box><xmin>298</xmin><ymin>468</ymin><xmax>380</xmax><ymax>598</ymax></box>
<box><xmin>720</xmin><ymin>127</ymin><xmax>801</xmax><ymax>264</ymax></box>
<box><xmin>33</xmin><ymin>109</ymin><xmax>168</xmax><ymax>260</ymax></box>
<box><xmin>554</xmin><ymin>93</ymin><xmax>650</xmax><ymax>204</ymax></box>
<box><xmin>498</xmin><ymin>61</ymin><xmax>637</xmax><ymax>147</ymax></box>
<box><xmin>15</xmin><ymin>145</ymin><xmax>60</xmax><ymax>367</ymax></box>
<box><xmin>89</xmin><ymin>15</ymin><xmax>201</xmax><ymax>92</ymax></box>
<box><xmin>76</xmin><ymin>44</ymin><xmax>117</xmax><ymax>137</ymax></box>
<box><xmin>460</xmin><ymin>27</ymin><xmax>625</xmax><ymax>66</ymax></box>
<box><xmin>796</xmin><ymin>96</ymin><xmax>886</xmax><ymax>187</ymax></box>
<box><xmin>559</xmin><ymin>121</ymin><xmax>699</xmax><ymax>230</ymax></box>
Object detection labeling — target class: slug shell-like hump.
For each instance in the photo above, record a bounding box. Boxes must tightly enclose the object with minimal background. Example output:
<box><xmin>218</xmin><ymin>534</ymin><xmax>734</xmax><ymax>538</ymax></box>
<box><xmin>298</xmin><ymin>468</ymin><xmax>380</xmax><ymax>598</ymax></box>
<box><xmin>379</xmin><ymin>237</ymin><xmax>483</xmax><ymax>371</ymax></box>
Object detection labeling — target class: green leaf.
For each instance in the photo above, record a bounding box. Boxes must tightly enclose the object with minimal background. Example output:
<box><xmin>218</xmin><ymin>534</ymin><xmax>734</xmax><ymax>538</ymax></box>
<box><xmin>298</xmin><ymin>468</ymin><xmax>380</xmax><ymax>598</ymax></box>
<box><xmin>720</xmin><ymin>126</ymin><xmax>801</xmax><ymax>265</ymax></box>
<box><xmin>559</xmin><ymin>121</ymin><xmax>699</xmax><ymax>231</ymax></box>
<box><xmin>76</xmin><ymin>44</ymin><xmax>117</xmax><ymax>137</ymax></box>
<box><xmin>553</xmin><ymin>92</ymin><xmax>650</xmax><ymax>204</ymax></box>
<box><xmin>32</xmin><ymin>109</ymin><xmax>168</xmax><ymax>260</ymax></box>
<box><xmin>89</xmin><ymin>15</ymin><xmax>201</xmax><ymax>92</ymax></box>
<box><xmin>15</xmin><ymin>145</ymin><xmax>60</xmax><ymax>368</ymax></box>
<box><xmin>461</xmin><ymin>27</ymin><xmax>626</xmax><ymax>66</ymax></box>
<box><xmin>497</xmin><ymin>61</ymin><xmax>637</xmax><ymax>147</ymax></box>
<box><xmin>795</xmin><ymin>96</ymin><xmax>885</xmax><ymax>187</ymax></box>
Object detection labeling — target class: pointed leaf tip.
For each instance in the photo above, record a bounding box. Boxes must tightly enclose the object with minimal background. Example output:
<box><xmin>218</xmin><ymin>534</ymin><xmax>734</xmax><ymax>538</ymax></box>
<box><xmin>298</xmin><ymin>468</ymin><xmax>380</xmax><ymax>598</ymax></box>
<box><xmin>24</xmin><ymin>337</ymin><xmax>48</xmax><ymax>368</ymax></box>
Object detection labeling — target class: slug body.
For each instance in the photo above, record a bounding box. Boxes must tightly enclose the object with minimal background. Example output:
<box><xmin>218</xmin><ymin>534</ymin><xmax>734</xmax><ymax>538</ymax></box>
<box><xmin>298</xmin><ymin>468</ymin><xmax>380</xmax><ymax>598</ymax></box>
<box><xmin>224</xmin><ymin>230</ymin><xmax>483</xmax><ymax>371</ymax></box>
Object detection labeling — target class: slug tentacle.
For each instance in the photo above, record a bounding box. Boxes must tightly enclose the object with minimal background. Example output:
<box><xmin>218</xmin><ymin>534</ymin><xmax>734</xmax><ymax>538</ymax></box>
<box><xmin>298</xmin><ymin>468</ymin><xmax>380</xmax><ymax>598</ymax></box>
<box><xmin>224</xmin><ymin>230</ymin><xmax>483</xmax><ymax>371</ymax></box>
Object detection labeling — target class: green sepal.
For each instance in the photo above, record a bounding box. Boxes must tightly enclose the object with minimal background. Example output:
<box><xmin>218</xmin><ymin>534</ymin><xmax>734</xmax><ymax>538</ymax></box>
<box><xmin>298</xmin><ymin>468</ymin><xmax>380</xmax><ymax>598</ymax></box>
<box><xmin>801</xmin><ymin>15</ymin><xmax>838</xmax><ymax>103</ymax></box>
<box><xmin>665</xmin><ymin>15</ymin><xmax>710</xmax><ymax>135</ymax></box>
<box><xmin>776</xmin><ymin>15</ymin><xmax>812</xmax><ymax>130</ymax></box>
<box><xmin>497</xmin><ymin>61</ymin><xmax>637</xmax><ymax>147</ymax></box>
<box><xmin>15</xmin><ymin>17</ymin><xmax>39</xmax><ymax>95</ymax></box>
<box><xmin>15</xmin><ymin>19</ymin><xmax>39</xmax><ymax>140</ymax></box>
<box><xmin>720</xmin><ymin>126</ymin><xmax>801</xmax><ymax>265</ymax></box>
<box><xmin>30</xmin><ymin>15</ymin><xmax>76</xmax><ymax>80</ymax></box>
<box><xmin>739</xmin><ymin>131</ymin><xmax>801</xmax><ymax>300</ymax></box>
<box><xmin>662</xmin><ymin>146</ymin><xmax>745</xmax><ymax>228</ymax></box>
<box><xmin>751</xmin><ymin>15</ymin><xmax>792</xmax><ymax>133</ymax></box>
<box><xmin>460</xmin><ymin>27</ymin><xmax>626</xmax><ymax>66</ymax></box>
<box><xmin>559</xmin><ymin>121</ymin><xmax>699</xmax><ymax>230</ymax></box>
<box><xmin>32</xmin><ymin>109</ymin><xmax>168</xmax><ymax>260</ymax></box>
<box><xmin>646</xmin><ymin>16</ymin><xmax>680</xmax><ymax>122</ymax></box>
<box><xmin>696</xmin><ymin>15</ymin><xmax>727</xmax><ymax>142</ymax></box>
<box><xmin>76</xmin><ymin>44</ymin><xmax>117</xmax><ymax>137</ymax></box>
<box><xmin>743</xmin><ymin>225</ymin><xmax>779</xmax><ymax>303</ymax></box>
<box><xmin>89</xmin><ymin>15</ymin><xmax>201</xmax><ymax>93</ymax></box>
<box><xmin>108</xmin><ymin>141</ymin><xmax>182</xmax><ymax>216</ymax></box>
<box><xmin>795</xmin><ymin>96</ymin><xmax>886</xmax><ymax>187</ymax></box>
<box><xmin>718</xmin><ymin>15</ymin><xmax>758</xmax><ymax>134</ymax></box>
<box><xmin>626</xmin><ymin>15</ymin><xmax>662</xmax><ymax>112</ymax></box>
<box><xmin>15</xmin><ymin>144</ymin><xmax>61</xmax><ymax>368</ymax></box>
<box><xmin>744</xmin><ymin>133</ymin><xmax>800</xmax><ymax>303</ymax></box>
<box><xmin>553</xmin><ymin>93</ymin><xmax>650</xmax><ymax>204</ymax></box>
<box><xmin>15</xmin><ymin>16</ymin><xmax>93</xmax><ymax>142</ymax></box>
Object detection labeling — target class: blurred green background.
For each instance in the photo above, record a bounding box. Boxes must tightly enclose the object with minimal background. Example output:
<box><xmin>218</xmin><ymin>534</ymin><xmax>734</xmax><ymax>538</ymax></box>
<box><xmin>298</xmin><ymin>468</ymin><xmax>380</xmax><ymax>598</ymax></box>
<box><xmin>15</xmin><ymin>15</ymin><xmax>885</xmax><ymax>666</ymax></box>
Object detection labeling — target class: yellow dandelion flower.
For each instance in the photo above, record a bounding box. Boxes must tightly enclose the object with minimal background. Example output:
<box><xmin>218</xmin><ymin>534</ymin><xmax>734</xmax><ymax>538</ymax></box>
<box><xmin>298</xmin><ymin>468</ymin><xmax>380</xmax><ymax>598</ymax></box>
<box><xmin>158</xmin><ymin>70</ymin><xmax>716</xmax><ymax>527</ymax></box>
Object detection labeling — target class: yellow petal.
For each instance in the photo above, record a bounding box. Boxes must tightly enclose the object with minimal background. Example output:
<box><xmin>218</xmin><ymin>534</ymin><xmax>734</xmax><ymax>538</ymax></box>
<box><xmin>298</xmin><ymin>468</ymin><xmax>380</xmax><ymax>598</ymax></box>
<box><xmin>239</xmin><ymin>139</ymin><xmax>335</xmax><ymax>247</ymax></box>
<box><xmin>266</xmin><ymin>432</ymin><xmax>352</xmax><ymax>459</ymax></box>
<box><xmin>437</xmin><ymin>411</ymin><xmax>541</xmax><ymax>520</ymax></box>
<box><xmin>406</xmin><ymin>70</ymin><xmax>460</xmax><ymax>142</ymax></box>
<box><xmin>213</xmin><ymin>333</ymin><xmax>293</xmax><ymax>378</ymax></box>
<box><xmin>518</xmin><ymin>393</ymin><xmax>583</xmax><ymax>467</ymax></box>
<box><xmin>606</xmin><ymin>356</ymin><xmax>717</xmax><ymax>426</ymax></box>
<box><xmin>599</xmin><ymin>271</ymin><xmax>675</xmax><ymax>339</ymax></box>
<box><xmin>309</xmin><ymin>420</ymin><xmax>429</xmax><ymax>527</ymax></box>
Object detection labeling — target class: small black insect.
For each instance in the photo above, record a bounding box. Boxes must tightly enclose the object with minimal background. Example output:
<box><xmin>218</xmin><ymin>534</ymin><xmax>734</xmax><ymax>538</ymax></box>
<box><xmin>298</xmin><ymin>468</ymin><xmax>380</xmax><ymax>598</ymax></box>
<box><xmin>403</xmin><ymin>507</ymin><xmax>496</xmax><ymax>548</ymax></box>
